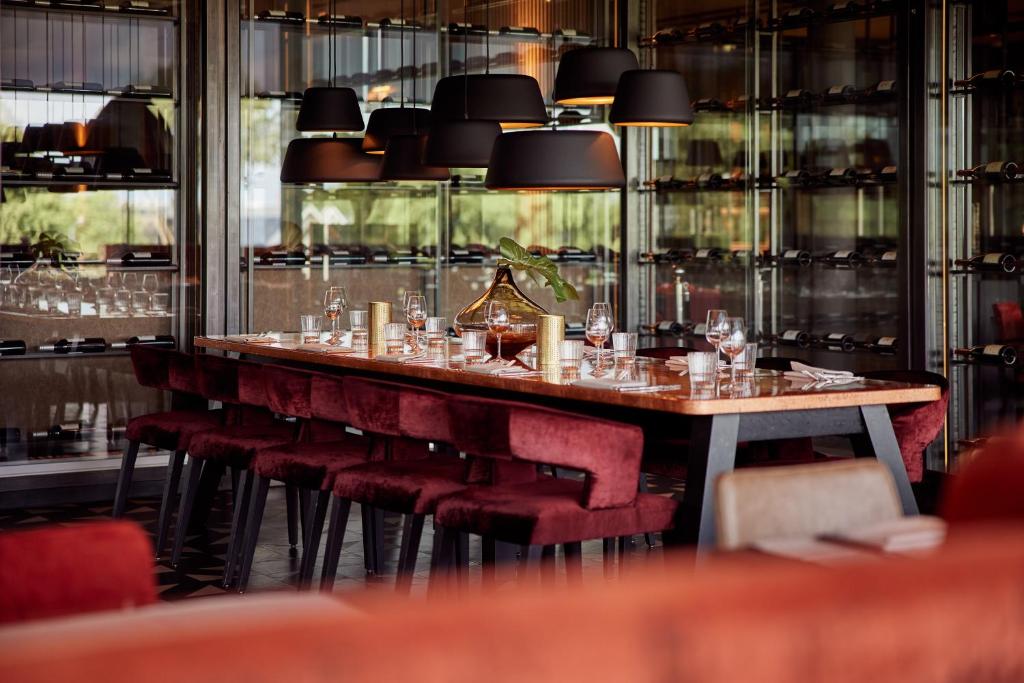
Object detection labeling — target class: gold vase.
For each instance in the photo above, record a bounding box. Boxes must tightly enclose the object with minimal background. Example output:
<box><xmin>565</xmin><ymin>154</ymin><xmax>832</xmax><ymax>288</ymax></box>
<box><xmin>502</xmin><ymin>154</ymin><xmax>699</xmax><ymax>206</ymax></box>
<box><xmin>453</xmin><ymin>265</ymin><xmax>548</xmax><ymax>358</ymax></box>
<box><xmin>368</xmin><ymin>301</ymin><xmax>391</xmax><ymax>357</ymax></box>
<box><xmin>537</xmin><ymin>315</ymin><xmax>564</xmax><ymax>367</ymax></box>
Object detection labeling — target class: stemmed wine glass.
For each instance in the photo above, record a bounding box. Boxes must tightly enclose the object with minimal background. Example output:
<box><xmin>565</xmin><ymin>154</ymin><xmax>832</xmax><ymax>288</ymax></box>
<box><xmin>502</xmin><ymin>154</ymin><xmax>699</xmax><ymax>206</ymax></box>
<box><xmin>718</xmin><ymin>317</ymin><xmax>748</xmax><ymax>387</ymax></box>
<box><xmin>406</xmin><ymin>294</ymin><xmax>427</xmax><ymax>349</ymax></box>
<box><xmin>705</xmin><ymin>309</ymin><xmax>728</xmax><ymax>367</ymax></box>
<box><xmin>323</xmin><ymin>286</ymin><xmax>347</xmax><ymax>345</ymax></box>
<box><xmin>485</xmin><ymin>300</ymin><xmax>510</xmax><ymax>360</ymax></box>
<box><xmin>586</xmin><ymin>305</ymin><xmax>613</xmax><ymax>366</ymax></box>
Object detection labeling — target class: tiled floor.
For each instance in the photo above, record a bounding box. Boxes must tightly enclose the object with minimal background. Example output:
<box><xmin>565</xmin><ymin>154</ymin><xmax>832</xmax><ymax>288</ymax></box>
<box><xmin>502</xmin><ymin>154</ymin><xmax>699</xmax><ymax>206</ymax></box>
<box><xmin>0</xmin><ymin>476</ymin><xmax>684</xmax><ymax>600</ymax></box>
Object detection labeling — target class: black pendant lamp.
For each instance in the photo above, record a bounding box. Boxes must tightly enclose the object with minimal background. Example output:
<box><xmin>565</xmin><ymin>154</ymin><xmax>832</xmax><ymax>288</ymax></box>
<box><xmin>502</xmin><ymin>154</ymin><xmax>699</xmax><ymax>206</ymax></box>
<box><xmin>296</xmin><ymin>1</ymin><xmax>363</xmax><ymax>132</ymax></box>
<box><xmin>484</xmin><ymin>130</ymin><xmax>625</xmax><ymax>190</ymax></box>
<box><xmin>428</xmin><ymin>1</ymin><xmax>546</xmax><ymax>131</ymax></box>
<box><xmin>280</xmin><ymin>137</ymin><xmax>381</xmax><ymax>183</ymax></box>
<box><xmin>610</xmin><ymin>69</ymin><xmax>693</xmax><ymax>127</ymax></box>
<box><xmin>553</xmin><ymin>46</ymin><xmax>639</xmax><ymax>106</ymax></box>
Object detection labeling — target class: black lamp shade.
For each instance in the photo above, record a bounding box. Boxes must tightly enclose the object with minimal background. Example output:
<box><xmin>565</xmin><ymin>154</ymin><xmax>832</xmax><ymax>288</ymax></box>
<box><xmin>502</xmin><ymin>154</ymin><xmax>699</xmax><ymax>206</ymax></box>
<box><xmin>280</xmin><ymin>137</ymin><xmax>382</xmax><ymax>183</ymax></box>
<box><xmin>38</xmin><ymin>123</ymin><xmax>64</xmax><ymax>153</ymax></box>
<box><xmin>296</xmin><ymin>87</ymin><xmax>364</xmax><ymax>132</ymax></box>
<box><xmin>20</xmin><ymin>125</ymin><xmax>44</xmax><ymax>153</ymax></box>
<box><xmin>422</xmin><ymin>119</ymin><xmax>501</xmax><ymax>167</ymax></box>
<box><xmin>362</xmin><ymin>107</ymin><xmax>431</xmax><ymax>154</ymax></box>
<box><xmin>484</xmin><ymin>130</ymin><xmax>625</xmax><ymax>190</ymax></box>
<box><xmin>610</xmin><ymin>70</ymin><xmax>693</xmax><ymax>127</ymax></box>
<box><xmin>553</xmin><ymin>47</ymin><xmax>639</xmax><ymax>106</ymax></box>
<box><xmin>380</xmin><ymin>134</ymin><xmax>450</xmax><ymax>181</ymax></box>
<box><xmin>685</xmin><ymin>139</ymin><xmax>723</xmax><ymax>167</ymax></box>
<box><xmin>430</xmin><ymin>75</ymin><xmax>547</xmax><ymax>129</ymax></box>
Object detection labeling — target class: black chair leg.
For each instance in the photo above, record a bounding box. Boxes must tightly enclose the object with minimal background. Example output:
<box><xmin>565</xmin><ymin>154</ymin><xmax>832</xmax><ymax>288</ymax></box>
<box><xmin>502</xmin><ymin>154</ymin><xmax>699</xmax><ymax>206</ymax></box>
<box><xmin>396</xmin><ymin>513</ymin><xmax>426</xmax><ymax>594</ymax></box>
<box><xmin>222</xmin><ymin>468</ymin><xmax>253</xmax><ymax>588</ymax></box>
<box><xmin>639</xmin><ymin>473</ymin><xmax>656</xmax><ymax>549</ymax></box>
<box><xmin>154</xmin><ymin>449</ymin><xmax>186</xmax><ymax>558</ymax></box>
<box><xmin>285</xmin><ymin>485</ymin><xmax>300</xmax><ymax>551</ymax></box>
<box><xmin>170</xmin><ymin>457</ymin><xmax>204</xmax><ymax>568</ymax></box>
<box><xmin>361</xmin><ymin>506</ymin><xmax>385</xmax><ymax>575</ymax></box>
<box><xmin>602</xmin><ymin>537</ymin><xmax>615</xmax><ymax>578</ymax></box>
<box><xmin>320</xmin><ymin>497</ymin><xmax>352</xmax><ymax>591</ymax></box>
<box><xmin>298</xmin><ymin>488</ymin><xmax>311</xmax><ymax>543</ymax></box>
<box><xmin>564</xmin><ymin>541</ymin><xmax>583</xmax><ymax>584</ymax></box>
<box><xmin>481</xmin><ymin>536</ymin><xmax>496</xmax><ymax>590</ymax></box>
<box><xmin>518</xmin><ymin>545</ymin><xmax>542</xmax><ymax>583</ymax></box>
<box><xmin>112</xmin><ymin>440</ymin><xmax>140</xmax><ymax>518</ymax></box>
<box><xmin>541</xmin><ymin>545</ymin><xmax>557</xmax><ymax>587</ymax></box>
<box><xmin>299</xmin><ymin>489</ymin><xmax>331</xmax><ymax>588</ymax></box>
<box><xmin>236</xmin><ymin>475</ymin><xmax>271</xmax><ymax>593</ymax></box>
<box><xmin>230</xmin><ymin>468</ymin><xmax>241</xmax><ymax>502</ymax></box>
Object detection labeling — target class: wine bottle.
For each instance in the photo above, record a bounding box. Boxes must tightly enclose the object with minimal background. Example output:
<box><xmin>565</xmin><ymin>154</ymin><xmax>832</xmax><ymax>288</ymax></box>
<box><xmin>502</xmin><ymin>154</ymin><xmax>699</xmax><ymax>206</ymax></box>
<box><xmin>823</xmin><ymin>84</ymin><xmax>858</xmax><ymax>104</ymax></box>
<box><xmin>39</xmin><ymin>338</ymin><xmax>107</xmax><ymax>354</ymax></box>
<box><xmin>828</xmin><ymin>1</ymin><xmax>865</xmax><ymax>17</ymax></box>
<box><xmin>641</xmin><ymin>321</ymin><xmax>692</xmax><ymax>337</ymax></box>
<box><xmin>110</xmin><ymin>335</ymin><xmax>176</xmax><ymax>350</ymax></box>
<box><xmin>819</xmin><ymin>250</ymin><xmax>865</xmax><ymax>268</ymax></box>
<box><xmin>855</xmin><ymin>335</ymin><xmax>899</xmax><ymax>354</ymax></box>
<box><xmin>877</xmin><ymin>165</ymin><xmax>898</xmax><ymax>182</ymax></box>
<box><xmin>695</xmin><ymin>172</ymin><xmax>723</xmax><ymax>189</ymax></box>
<box><xmin>256</xmin><ymin>8</ymin><xmax>305</xmax><ymax>23</ymax></box>
<box><xmin>777</xmin><ymin>249</ymin><xmax>813</xmax><ymax>266</ymax></box>
<box><xmin>819</xmin><ymin>332</ymin><xmax>856</xmax><ymax>353</ymax></box>
<box><xmin>0</xmin><ymin>339</ymin><xmax>27</xmax><ymax>356</ymax></box>
<box><xmin>953</xmin><ymin>344</ymin><xmax>1017</xmax><ymax>366</ymax></box>
<box><xmin>642</xmin><ymin>175</ymin><xmax>686</xmax><ymax>191</ymax></box>
<box><xmin>955</xmin><ymin>161</ymin><xmax>1020</xmax><ymax>183</ymax></box>
<box><xmin>862</xmin><ymin>80</ymin><xmax>898</xmax><ymax>100</ymax></box>
<box><xmin>781</xmin><ymin>6</ymin><xmax>816</xmax><ymax>27</ymax></box>
<box><xmin>954</xmin><ymin>252</ymin><xmax>1019</xmax><ymax>274</ymax></box>
<box><xmin>780</xmin><ymin>89</ymin><xmax>816</xmax><ymax>109</ymax></box>
<box><xmin>695</xmin><ymin>21</ymin><xmax>727</xmax><ymax>40</ymax></box>
<box><xmin>694</xmin><ymin>247</ymin><xmax>724</xmax><ymax>261</ymax></box>
<box><xmin>30</xmin><ymin>422</ymin><xmax>83</xmax><ymax>441</ymax></box>
<box><xmin>954</xmin><ymin>69</ymin><xmax>1017</xmax><ymax>89</ymax></box>
<box><xmin>771</xmin><ymin>329</ymin><xmax>812</xmax><ymax>348</ymax></box>
<box><xmin>693</xmin><ymin>98</ymin><xmax>728</xmax><ymax>112</ymax></box>
<box><xmin>873</xmin><ymin>250</ymin><xmax>898</xmax><ymax>267</ymax></box>
<box><xmin>827</xmin><ymin>167</ymin><xmax>860</xmax><ymax>185</ymax></box>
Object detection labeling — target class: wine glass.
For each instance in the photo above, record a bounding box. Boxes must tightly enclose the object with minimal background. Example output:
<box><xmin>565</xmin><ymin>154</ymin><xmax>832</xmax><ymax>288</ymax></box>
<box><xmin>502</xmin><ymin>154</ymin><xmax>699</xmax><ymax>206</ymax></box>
<box><xmin>322</xmin><ymin>286</ymin><xmax>347</xmax><ymax>344</ymax></box>
<box><xmin>586</xmin><ymin>306</ymin><xmax>613</xmax><ymax>365</ymax></box>
<box><xmin>705</xmin><ymin>309</ymin><xmax>728</xmax><ymax>365</ymax></box>
<box><xmin>485</xmin><ymin>300</ymin><xmax>511</xmax><ymax>360</ymax></box>
<box><xmin>718</xmin><ymin>317</ymin><xmax>747</xmax><ymax>387</ymax></box>
<box><xmin>406</xmin><ymin>294</ymin><xmax>427</xmax><ymax>349</ymax></box>
<box><xmin>142</xmin><ymin>273</ymin><xmax>159</xmax><ymax>293</ymax></box>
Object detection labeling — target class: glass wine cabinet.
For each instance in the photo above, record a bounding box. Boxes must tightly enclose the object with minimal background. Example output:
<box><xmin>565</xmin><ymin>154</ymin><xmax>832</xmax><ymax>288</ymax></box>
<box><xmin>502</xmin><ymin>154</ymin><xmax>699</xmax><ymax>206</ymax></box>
<box><xmin>0</xmin><ymin>0</ymin><xmax>1017</xmax><ymax>489</ymax></box>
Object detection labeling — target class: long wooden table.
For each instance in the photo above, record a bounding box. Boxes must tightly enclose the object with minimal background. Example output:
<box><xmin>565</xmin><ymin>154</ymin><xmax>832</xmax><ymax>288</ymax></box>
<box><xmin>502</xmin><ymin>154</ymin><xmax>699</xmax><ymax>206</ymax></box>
<box><xmin>195</xmin><ymin>335</ymin><xmax>941</xmax><ymax>548</ymax></box>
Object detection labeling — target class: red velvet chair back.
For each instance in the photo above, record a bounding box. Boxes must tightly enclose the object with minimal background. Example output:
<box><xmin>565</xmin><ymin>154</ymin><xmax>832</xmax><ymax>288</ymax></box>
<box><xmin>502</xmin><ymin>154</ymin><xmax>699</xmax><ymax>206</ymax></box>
<box><xmin>343</xmin><ymin>377</ymin><xmax>452</xmax><ymax>446</ymax></box>
<box><xmin>448</xmin><ymin>395</ymin><xmax>539</xmax><ymax>485</ymax></box>
<box><xmin>130</xmin><ymin>346</ymin><xmax>172</xmax><ymax>391</ymax></box>
<box><xmin>509</xmin><ymin>405</ymin><xmax>644</xmax><ymax>509</ymax></box>
<box><xmin>261</xmin><ymin>366</ymin><xmax>312</xmax><ymax>419</ymax></box>
<box><xmin>636</xmin><ymin>346</ymin><xmax>697</xmax><ymax>360</ymax></box>
<box><xmin>196</xmin><ymin>354</ymin><xmax>240</xmax><ymax>404</ymax></box>
<box><xmin>993</xmin><ymin>301</ymin><xmax>1024</xmax><ymax>342</ymax></box>
<box><xmin>942</xmin><ymin>436</ymin><xmax>1024</xmax><ymax>526</ymax></box>
<box><xmin>309</xmin><ymin>373</ymin><xmax>349</xmax><ymax>424</ymax></box>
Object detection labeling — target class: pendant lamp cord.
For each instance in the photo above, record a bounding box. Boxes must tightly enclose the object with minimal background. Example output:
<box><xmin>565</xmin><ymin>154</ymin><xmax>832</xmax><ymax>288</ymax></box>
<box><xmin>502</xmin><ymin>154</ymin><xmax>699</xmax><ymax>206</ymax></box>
<box><xmin>329</xmin><ymin>0</ymin><xmax>335</xmax><ymax>87</ymax></box>
<box><xmin>484</xmin><ymin>0</ymin><xmax>490</xmax><ymax>74</ymax></box>
<box><xmin>400</xmin><ymin>0</ymin><xmax>405</xmax><ymax>108</ymax></box>
<box><xmin>550</xmin><ymin>0</ymin><xmax>556</xmax><ymax>130</ymax></box>
<box><xmin>463</xmin><ymin>0</ymin><xmax>469</xmax><ymax>119</ymax></box>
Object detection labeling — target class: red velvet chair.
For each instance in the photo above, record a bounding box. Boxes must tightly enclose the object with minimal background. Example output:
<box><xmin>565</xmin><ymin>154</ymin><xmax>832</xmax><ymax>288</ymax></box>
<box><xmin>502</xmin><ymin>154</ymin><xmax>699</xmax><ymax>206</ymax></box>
<box><xmin>230</xmin><ymin>370</ymin><xmax>379</xmax><ymax>591</ymax></box>
<box><xmin>113</xmin><ymin>346</ymin><xmax>223</xmax><ymax>558</ymax></box>
<box><xmin>169</xmin><ymin>355</ymin><xmax>298</xmax><ymax>568</ymax></box>
<box><xmin>319</xmin><ymin>377</ymin><xmax>465</xmax><ymax>592</ymax></box>
<box><xmin>433</xmin><ymin>396</ymin><xmax>678</xmax><ymax>584</ymax></box>
<box><xmin>942</xmin><ymin>434</ymin><xmax>1024</xmax><ymax>526</ymax></box>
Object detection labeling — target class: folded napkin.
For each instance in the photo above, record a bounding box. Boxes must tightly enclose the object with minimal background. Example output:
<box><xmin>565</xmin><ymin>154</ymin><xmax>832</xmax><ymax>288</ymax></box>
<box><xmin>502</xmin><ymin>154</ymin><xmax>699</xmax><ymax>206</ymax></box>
<box><xmin>224</xmin><ymin>334</ymin><xmax>277</xmax><ymax>344</ymax></box>
<box><xmin>462</xmin><ymin>362</ymin><xmax>538</xmax><ymax>377</ymax></box>
<box><xmin>295</xmin><ymin>343</ymin><xmax>354</xmax><ymax>354</ymax></box>
<box><xmin>572</xmin><ymin>376</ymin><xmax>650</xmax><ymax>391</ymax></box>
<box><xmin>374</xmin><ymin>353</ymin><xmax>424</xmax><ymax>364</ymax></box>
<box><xmin>784</xmin><ymin>362</ymin><xmax>863</xmax><ymax>387</ymax></box>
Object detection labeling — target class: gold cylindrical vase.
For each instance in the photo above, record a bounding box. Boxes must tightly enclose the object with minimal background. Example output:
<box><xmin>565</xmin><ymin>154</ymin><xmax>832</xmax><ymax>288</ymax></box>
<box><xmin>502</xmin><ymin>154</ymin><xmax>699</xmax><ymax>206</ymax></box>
<box><xmin>368</xmin><ymin>301</ymin><xmax>392</xmax><ymax>357</ymax></box>
<box><xmin>536</xmin><ymin>314</ymin><xmax>564</xmax><ymax>367</ymax></box>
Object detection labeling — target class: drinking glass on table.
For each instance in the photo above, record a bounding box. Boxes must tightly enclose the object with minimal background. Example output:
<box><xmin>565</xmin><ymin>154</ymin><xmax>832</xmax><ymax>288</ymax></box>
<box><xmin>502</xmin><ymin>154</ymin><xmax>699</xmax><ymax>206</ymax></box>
<box><xmin>585</xmin><ymin>306</ymin><xmax>613</xmax><ymax>365</ymax></box>
<box><xmin>383</xmin><ymin>322</ymin><xmax>407</xmax><ymax>355</ymax></box>
<box><xmin>425</xmin><ymin>316</ymin><xmax>447</xmax><ymax>350</ymax></box>
<box><xmin>485</xmin><ymin>300</ymin><xmax>511</xmax><ymax>360</ymax></box>
<box><xmin>323</xmin><ymin>286</ymin><xmax>348</xmax><ymax>345</ymax></box>
<box><xmin>718</xmin><ymin>317</ymin><xmax>748</xmax><ymax>386</ymax></box>
<box><xmin>300</xmin><ymin>314</ymin><xmax>323</xmax><ymax>344</ymax></box>
<box><xmin>705</xmin><ymin>309</ymin><xmax>728</xmax><ymax>365</ymax></box>
<box><xmin>462</xmin><ymin>330</ymin><xmax>487</xmax><ymax>364</ymax></box>
<box><xmin>405</xmin><ymin>294</ymin><xmax>427</xmax><ymax>349</ymax></box>
<box><xmin>612</xmin><ymin>332</ymin><xmax>638</xmax><ymax>362</ymax></box>
<box><xmin>349</xmin><ymin>309</ymin><xmax>368</xmax><ymax>352</ymax></box>
<box><xmin>732</xmin><ymin>342</ymin><xmax>758</xmax><ymax>378</ymax></box>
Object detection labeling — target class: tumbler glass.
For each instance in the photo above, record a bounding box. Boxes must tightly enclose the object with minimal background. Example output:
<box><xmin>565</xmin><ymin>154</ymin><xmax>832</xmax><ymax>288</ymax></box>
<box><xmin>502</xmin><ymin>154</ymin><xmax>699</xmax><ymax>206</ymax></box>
<box><xmin>462</xmin><ymin>330</ymin><xmax>487</xmax><ymax>364</ymax></box>
<box><xmin>300</xmin><ymin>315</ymin><xmax>323</xmax><ymax>344</ymax></box>
<box><xmin>349</xmin><ymin>309</ymin><xmax>368</xmax><ymax>352</ymax></box>
<box><xmin>383</xmin><ymin>322</ymin><xmax>407</xmax><ymax>354</ymax></box>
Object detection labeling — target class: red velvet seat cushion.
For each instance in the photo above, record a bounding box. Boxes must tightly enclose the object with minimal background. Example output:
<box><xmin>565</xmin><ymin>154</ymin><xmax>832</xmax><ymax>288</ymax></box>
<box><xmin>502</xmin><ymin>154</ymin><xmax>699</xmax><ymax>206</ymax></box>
<box><xmin>434</xmin><ymin>478</ymin><xmax>678</xmax><ymax>546</ymax></box>
<box><xmin>252</xmin><ymin>434</ymin><xmax>373</xmax><ymax>490</ymax></box>
<box><xmin>331</xmin><ymin>457</ymin><xmax>470</xmax><ymax>514</ymax></box>
<box><xmin>125</xmin><ymin>409</ymin><xmax>224</xmax><ymax>452</ymax></box>
<box><xmin>188</xmin><ymin>422</ymin><xmax>296</xmax><ymax>468</ymax></box>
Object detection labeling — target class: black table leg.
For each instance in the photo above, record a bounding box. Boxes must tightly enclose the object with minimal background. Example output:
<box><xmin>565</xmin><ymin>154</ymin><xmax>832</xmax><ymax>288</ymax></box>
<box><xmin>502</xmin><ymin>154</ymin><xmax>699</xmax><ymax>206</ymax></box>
<box><xmin>855</xmin><ymin>404</ymin><xmax>920</xmax><ymax>515</ymax></box>
<box><xmin>665</xmin><ymin>413</ymin><xmax>740</xmax><ymax>549</ymax></box>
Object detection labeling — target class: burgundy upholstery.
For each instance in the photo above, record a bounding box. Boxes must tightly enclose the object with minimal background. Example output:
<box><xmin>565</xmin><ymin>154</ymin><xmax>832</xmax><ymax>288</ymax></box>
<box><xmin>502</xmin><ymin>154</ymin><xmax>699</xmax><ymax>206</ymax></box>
<box><xmin>993</xmin><ymin>301</ymin><xmax>1024</xmax><ymax>342</ymax></box>
<box><xmin>0</xmin><ymin>522</ymin><xmax>156</xmax><ymax>624</ymax></box>
<box><xmin>253</xmin><ymin>434</ymin><xmax>374</xmax><ymax>490</ymax></box>
<box><xmin>342</xmin><ymin>377</ymin><xmax>453</xmax><ymax>445</ymax></box>
<box><xmin>434</xmin><ymin>477</ymin><xmax>677</xmax><ymax>545</ymax></box>
<box><xmin>942</xmin><ymin>440</ymin><xmax>1024</xmax><ymax>526</ymax></box>
<box><xmin>125</xmin><ymin>409</ymin><xmax>224</xmax><ymax>452</ymax></box>
<box><xmin>309</xmin><ymin>373</ymin><xmax>350</xmax><ymax>424</ymax></box>
<box><xmin>129</xmin><ymin>345</ymin><xmax>172</xmax><ymax>390</ymax></box>
<box><xmin>862</xmin><ymin>370</ymin><xmax>949</xmax><ymax>484</ymax></box>
<box><xmin>450</xmin><ymin>397</ymin><xmax>537</xmax><ymax>486</ymax></box>
<box><xmin>196</xmin><ymin>354</ymin><xmax>240</xmax><ymax>404</ymax></box>
<box><xmin>188</xmin><ymin>424</ymin><xmax>296</xmax><ymax>467</ymax></box>
<box><xmin>262</xmin><ymin>365</ymin><xmax>312</xmax><ymax>419</ymax></box>
<box><xmin>331</xmin><ymin>456</ymin><xmax>471</xmax><ymax>514</ymax></box>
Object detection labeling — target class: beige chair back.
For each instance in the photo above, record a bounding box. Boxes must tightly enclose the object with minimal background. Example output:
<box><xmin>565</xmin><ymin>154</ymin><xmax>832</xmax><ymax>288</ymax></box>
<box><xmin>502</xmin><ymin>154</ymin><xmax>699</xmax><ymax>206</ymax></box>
<box><xmin>715</xmin><ymin>460</ymin><xmax>903</xmax><ymax>550</ymax></box>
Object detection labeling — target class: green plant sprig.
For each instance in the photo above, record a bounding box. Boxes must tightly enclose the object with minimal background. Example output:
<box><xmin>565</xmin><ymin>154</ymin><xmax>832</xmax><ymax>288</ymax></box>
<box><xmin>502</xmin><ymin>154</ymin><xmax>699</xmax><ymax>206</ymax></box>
<box><xmin>496</xmin><ymin>237</ymin><xmax>580</xmax><ymax>303</ymax></box>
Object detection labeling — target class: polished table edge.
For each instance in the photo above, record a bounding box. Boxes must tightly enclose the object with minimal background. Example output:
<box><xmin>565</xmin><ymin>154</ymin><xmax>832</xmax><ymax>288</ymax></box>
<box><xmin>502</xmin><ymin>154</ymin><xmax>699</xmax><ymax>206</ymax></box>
<box><xmin>194</xmin><ymin>336</ymin><xmax>942</xmax><ymax>416</ymax></box>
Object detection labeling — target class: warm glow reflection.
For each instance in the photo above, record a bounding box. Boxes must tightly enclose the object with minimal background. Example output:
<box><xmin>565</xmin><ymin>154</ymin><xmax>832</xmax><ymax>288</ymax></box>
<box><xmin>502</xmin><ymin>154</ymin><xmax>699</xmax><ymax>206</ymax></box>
<box><xmin>365</xmin><ymin>149</ymin><xmax>386</xmax><ymax>155</ymax></box>
<box><xmin>557</xmin><ymin>95</ymin><xmax>615</xmax><ymax>106</ymax></box>
<box><xmin>614</xmin><ymin>122</ymin><xmax>690</xmax><ymax>127</ymax></box>
<box><xmin>367</xmin><ymin>85</ymin><xmax>395</xmax><ymax>102</ymax></box>
<box><xmin>499</xmin><ymin>122</ymin><xmax>545</xmax><ymax>129</ymax></box>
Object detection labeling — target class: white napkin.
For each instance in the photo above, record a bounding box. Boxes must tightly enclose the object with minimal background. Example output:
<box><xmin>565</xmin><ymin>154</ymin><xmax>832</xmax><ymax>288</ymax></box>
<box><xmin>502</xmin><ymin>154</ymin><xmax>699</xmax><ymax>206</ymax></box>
<box><xmin>295</xmin><ymin>342</ymin><xmax>354</xmax><ymax>354</ymax></box>
<box><xmin>784</xmin><ymin>362</ymin><xmax>864</xmax><ymax>388</ymax></box>
<box><xmin>224</xmin><ymin>333</ymin><xmax>277</xmax><ymax>344</ymax></box>
<box><xmin>374</xmin><ymin>353</ymin><xmax>424</xmax><ymax>363</ymax></box>
<box><xmin>462</xmin><ymin>362</ymin><xmax>538</xmax><ymax>377</ymax></box>
<box><xmin>572</xmin><ymin>376</ymin><xmax>649</xmax><ymax>391</ymax></box>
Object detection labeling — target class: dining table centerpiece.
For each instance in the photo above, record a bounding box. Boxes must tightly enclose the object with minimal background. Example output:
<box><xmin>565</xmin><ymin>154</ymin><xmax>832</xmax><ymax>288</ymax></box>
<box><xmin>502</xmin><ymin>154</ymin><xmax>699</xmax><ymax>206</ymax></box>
<box><xmin>453</xmin><ymin>237</ymin><xmax>579</xmax><ymax>357</ymax></box>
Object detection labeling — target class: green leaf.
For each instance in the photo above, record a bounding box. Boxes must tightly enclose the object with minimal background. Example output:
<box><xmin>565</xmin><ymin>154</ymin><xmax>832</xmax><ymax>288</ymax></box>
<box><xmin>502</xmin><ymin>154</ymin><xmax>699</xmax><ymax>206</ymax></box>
<box><xmin>498</xmin><ymin>237</ymin><xmax>531</xmax><ymax>264</ymax></box>
<box><xmin>495</xmin><ymin>237</ymin><xmax>580</xmax><ymax>303</ymax></box>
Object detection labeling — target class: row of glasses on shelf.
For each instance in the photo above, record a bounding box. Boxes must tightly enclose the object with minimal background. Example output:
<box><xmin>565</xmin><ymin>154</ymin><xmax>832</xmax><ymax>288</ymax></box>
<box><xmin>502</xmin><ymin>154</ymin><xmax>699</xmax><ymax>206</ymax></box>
<box><xmin>1</xmin><ymin>270</ymin><xmax>170</xmax><ymax>317</ymax></box>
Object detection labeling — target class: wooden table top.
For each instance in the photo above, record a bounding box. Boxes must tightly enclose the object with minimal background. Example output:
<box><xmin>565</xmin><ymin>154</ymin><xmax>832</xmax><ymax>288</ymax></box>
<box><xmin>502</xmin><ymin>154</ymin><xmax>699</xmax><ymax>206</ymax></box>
<box><xmin>194</xmin><ymin>335</ymin><xmax>941</xmax><ymax>417</ymax></box>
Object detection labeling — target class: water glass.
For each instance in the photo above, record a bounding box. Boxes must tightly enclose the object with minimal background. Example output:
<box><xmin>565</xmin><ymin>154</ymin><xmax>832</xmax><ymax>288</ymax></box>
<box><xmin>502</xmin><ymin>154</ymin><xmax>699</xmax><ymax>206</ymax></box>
<box><xmin>705</xmin><ymin>309</ymin><xmax>728</xmax><ymax>360</ymax></box>
<box><xmin>462</xmin><ymin>330</ymin><xmax>487</xmax><ymax>364</ymax></box>
<box><xmin>383</xmin><ymin>322</ymin><xmax>407</xmax><ymax>354</ymax></box>
<box><xmin>560</xmin><ymin>339</ymin><xmax>584</xmax><ymax>370</ymax></box>
<box><xmin>151</xmin><ymin>292</ymin><xmax>170</xmax><ymax>313</ymax></box>
<box><xmin>733</xmin><ymin>342</ymin><xmax>758</xmax><ymax>377</ymax></box>
<box><xmin>688</xmin><ymin>351</ymin><xmax>718</xmax><ymax>384</ymax></box>
<box><xmin>45</xmin><ymin>290</ymin><xmax>62</xmax><ymax>315</ymax></box>
<box><xmin>96</xmin><ymin>286</ymin><xmax>114</xmax><ymax>316</ymax></box>
<box><xmin>114</xmin><ymin>288</ymin><xmax>131</xmax><ymax>315</ymax></box>
<box><xmin>425</xmin><ymin>316</ymin><xmax>447</xmax><ymax>349</ymax></box>
<box><xmin>349</xmin><ymin>309</ymin><xmax>368</xmax><ymax>352</ymax></box>
<box><xmin>66</xmin><ymin>291</ymin><xmax>83</xmax><ymax>317</ymax></box>
<box><xmin>132</xmin><ymin>290</ymin><xmax>150</xmax><ymax>315</ymax></box>
<box><xmin>300</xmin><ymin>314</ymin><xmax>323</xmax><ymax>344</ymax></box>
<box><xmin>612</xmin><ymin>332</ymin><xmax>638</xmax><ymax>361</ymax></box>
